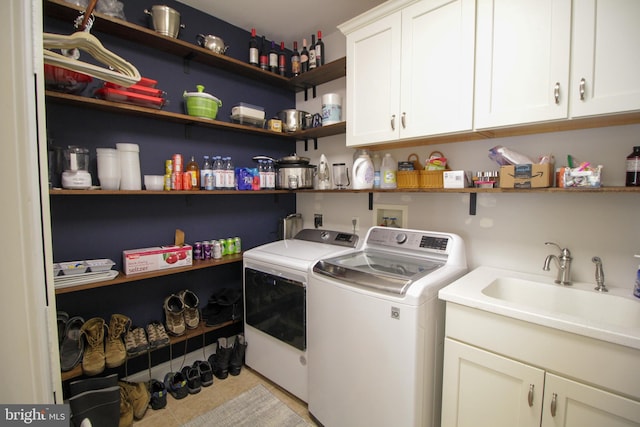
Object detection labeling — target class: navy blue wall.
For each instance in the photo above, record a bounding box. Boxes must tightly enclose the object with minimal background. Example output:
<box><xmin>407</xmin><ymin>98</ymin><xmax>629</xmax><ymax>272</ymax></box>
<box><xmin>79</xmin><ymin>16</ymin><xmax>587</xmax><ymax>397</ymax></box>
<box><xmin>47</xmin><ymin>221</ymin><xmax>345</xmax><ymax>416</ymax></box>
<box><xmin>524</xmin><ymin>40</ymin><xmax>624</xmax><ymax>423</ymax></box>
<box><xmin>45</xmin><ymin>0</ymin><xmax>297</xmax><ymax>371</ymax></box>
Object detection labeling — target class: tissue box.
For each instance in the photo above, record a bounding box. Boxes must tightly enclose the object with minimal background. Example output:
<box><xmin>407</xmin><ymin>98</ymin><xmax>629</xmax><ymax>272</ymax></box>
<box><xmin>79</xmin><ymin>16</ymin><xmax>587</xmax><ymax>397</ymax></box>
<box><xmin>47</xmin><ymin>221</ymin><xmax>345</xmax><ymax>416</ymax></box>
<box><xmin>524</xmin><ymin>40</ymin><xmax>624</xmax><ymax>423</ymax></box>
<box><xmin>443</xmin><ymin>170</ymin><xmax>469</xmax><ymax>188</ymax></box>
<box><xmin>499</xmin><ymin>164</ymin><xmax>553</xmax><ymax>188</ymax></box>
<box><xmin>123</xmin><ymin>244</ymin><xmax>192</xmax><ymax>275</ymax></box>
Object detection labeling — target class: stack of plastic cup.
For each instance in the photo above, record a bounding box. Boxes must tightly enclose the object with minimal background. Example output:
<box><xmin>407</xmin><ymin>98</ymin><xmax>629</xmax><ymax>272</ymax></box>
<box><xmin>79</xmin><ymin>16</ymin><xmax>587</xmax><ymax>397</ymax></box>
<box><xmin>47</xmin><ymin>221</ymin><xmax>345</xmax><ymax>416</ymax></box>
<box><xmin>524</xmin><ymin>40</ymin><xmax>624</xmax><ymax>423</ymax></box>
<box><xmin>96</xmin><ymin>148</ymin><xmax>121</xmax><ymax>190</ymax></box>
<box><xmin>116</xmin><ymin>143</ymin><xmax>141</xmax><ymax>190</ymax></box>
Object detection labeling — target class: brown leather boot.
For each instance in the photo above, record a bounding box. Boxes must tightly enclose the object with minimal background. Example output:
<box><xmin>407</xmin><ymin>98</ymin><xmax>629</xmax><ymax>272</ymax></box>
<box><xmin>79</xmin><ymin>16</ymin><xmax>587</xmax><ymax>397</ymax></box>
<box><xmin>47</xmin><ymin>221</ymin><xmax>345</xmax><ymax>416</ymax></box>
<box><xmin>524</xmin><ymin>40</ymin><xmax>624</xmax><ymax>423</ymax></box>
<box><xmin>80</xmin><ymin>317</ymin><xmax>106</xmax><ymax>376</ymax></box>
<box><xmin>119</xmin><ymin>380</ymin><xmax>150</xmax><ymax>420</ymax></box>
<box><xmin>106</xmin><ymin>314</ymin><xmax>131</xmax><ymax>368</ymax></box>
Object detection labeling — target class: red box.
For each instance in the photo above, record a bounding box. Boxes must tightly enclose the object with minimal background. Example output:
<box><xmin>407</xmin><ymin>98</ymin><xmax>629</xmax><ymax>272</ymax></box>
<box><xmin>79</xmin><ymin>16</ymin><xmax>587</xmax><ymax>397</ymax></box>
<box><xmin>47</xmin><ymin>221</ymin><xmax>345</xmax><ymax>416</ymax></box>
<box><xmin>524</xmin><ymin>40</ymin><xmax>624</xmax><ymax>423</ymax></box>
<box><xmin>123</xmin><ymin>244</ymin><xmax>192</xmax><ymax>275</ymax></box>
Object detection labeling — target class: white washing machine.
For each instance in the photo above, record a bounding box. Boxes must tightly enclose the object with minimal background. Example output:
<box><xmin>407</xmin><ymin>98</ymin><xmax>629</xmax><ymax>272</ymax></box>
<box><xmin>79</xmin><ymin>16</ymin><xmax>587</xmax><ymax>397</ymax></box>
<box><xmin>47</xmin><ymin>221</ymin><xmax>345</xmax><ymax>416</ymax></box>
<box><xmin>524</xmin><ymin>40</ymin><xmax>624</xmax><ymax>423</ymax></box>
<box><xmin>243</xmin><ymin>229</ymin><xmax>359</xmax><ymax>402</ymax></box>
<box><xmin>308</xmin><ymin>226</ymin><xmax>467</xmax><ymax>427</ymax></box>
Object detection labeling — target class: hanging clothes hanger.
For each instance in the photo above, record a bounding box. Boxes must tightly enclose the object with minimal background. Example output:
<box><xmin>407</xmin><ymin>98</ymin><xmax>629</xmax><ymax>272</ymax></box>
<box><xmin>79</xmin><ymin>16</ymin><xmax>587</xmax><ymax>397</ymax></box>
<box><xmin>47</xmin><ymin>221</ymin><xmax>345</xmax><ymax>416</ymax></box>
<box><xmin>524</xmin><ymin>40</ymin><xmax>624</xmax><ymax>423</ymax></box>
<box><xmin>43</xmin><ymin>0</ymin><xmax>141</xmax><ymax>87</ymax></box>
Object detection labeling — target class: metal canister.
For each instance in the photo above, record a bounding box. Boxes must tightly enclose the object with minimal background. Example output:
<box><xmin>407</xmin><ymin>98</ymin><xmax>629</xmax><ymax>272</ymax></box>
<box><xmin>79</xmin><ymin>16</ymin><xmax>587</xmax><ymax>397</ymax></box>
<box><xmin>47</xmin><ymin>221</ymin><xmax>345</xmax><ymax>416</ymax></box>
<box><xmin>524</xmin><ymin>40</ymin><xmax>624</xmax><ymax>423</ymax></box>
<box><xmin>234</xmin><ymin>237</ymin><xmax>241</xmax><ymax>254</ymax></box>
<box><xmin>218</xmin><ymin>239</ymin><xmax>227</xmax><ymax>256</ymax></box>
<box><xmin>213</xmin><ymin>240</ymin><xmax>222</xmax><ymax>259</ymax></box>
<box><xmin>193</xmin><ymin>241</ymin><xmax>202</xmax><ymax>260</ymax></box>
<box><xmin>226</xmin><ymin>237</ymin><xmax>235</xmax><ymax>255</ymax></box>
<box><xmin>203</xmin><ymin>241</ymin><xmax>212</xmax><ymax>260</ymax></box>
<box><xmin>172</xmin><ymin>154</ymin><xmax>183</xmax><ymax>173</ymax></box>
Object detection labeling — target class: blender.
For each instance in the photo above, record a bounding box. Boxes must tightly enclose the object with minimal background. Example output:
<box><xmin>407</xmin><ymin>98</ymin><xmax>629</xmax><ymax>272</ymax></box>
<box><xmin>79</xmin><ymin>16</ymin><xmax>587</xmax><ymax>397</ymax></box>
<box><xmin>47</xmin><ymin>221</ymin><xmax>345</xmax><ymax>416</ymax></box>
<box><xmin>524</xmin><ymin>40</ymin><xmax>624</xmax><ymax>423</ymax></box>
<box><xmin>61</xmin><ymin>146</ymin><xmax>92</xmax><ymax>189</ymax></box>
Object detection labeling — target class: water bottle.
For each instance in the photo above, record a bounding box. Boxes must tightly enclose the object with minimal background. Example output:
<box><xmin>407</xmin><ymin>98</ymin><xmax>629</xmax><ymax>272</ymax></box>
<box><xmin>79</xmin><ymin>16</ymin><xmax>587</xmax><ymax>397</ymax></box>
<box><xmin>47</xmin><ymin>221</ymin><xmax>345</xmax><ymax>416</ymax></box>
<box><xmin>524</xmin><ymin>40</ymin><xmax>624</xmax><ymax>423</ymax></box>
<box><xmin>258</xmin><ymin>160</ymin><xmax>266</xmax><ymax>189</ymax></box>
<box><xmin>213</xmin><ymin>156</ymin><xmax>224</xmax><ymax>190</ymax></box>
<box><xmin>265</xmin><ymin>160</ymin><xmax>276</xmax><ymax>189</ymax></box>
<box><xmin>380</xmin><ymin>153</ymin><xmax>397</xmax><ymax>189</ymax></box>
<box><xmin>201</xmin><ymin>155</ymin><xmax>212</xmax><ymax>190</ymax></box>
<box><xmin>224</xmin><ymin>156</ymin><xmax>235</xmax><ymax>189</ymax></box>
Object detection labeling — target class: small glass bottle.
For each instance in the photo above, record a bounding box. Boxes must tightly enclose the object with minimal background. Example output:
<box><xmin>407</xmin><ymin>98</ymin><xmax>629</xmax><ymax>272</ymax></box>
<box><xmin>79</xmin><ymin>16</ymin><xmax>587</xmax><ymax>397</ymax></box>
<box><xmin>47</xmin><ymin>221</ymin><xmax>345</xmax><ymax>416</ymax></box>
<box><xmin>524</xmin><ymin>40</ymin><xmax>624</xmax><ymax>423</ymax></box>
<box><xmin>626</xmin><ymin>146</ymin><xmax>640</xmax><ymax>186</ymax></box>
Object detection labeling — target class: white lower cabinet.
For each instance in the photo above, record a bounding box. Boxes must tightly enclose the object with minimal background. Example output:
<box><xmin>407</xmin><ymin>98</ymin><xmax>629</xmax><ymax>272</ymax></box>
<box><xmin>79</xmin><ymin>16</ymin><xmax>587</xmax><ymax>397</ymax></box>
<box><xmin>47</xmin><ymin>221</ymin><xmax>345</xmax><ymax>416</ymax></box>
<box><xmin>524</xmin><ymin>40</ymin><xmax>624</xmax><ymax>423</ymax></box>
<box><xmin>442</xmin><ymin>338</ymin><xmax>640</xmax><ymax>427</ymax></box>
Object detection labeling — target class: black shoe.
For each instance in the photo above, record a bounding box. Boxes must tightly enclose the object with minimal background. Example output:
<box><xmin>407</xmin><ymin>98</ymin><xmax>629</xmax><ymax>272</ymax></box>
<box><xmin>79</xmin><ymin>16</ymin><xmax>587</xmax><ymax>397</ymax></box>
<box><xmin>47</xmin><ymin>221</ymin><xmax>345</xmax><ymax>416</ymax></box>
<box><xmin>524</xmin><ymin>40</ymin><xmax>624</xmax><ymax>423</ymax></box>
<box><xmin>149</xmin><ymin>379</ymin><xmax>167</xmax><ymax>410</ymax></box>
<box><xmin>193</xmin><ymin>360</ymin><xmax>213</xmax><ymax>387</ymax></box>
<box><xmin>208</xmin><ymin>337</ymin><xmax>233</xmax><ymax>380</ymax></box>
<box><xmin>181</xmin><ymin>365</ymin><xmax>202</xmax><ymax>394</ymax></box>
<box><xmin>60</xmin><ymin>316</ymin><xmax>85</xmax><ymax>372</ymax></box>
<box><xmin>229</xmin><ymin>334</ymin><xmax>248</xmax><ymax>376</ymax></box>
<box><xmin>163</xmin><ymin>371</ymin><xmax>188</xmax><ymax>400</ymax></box>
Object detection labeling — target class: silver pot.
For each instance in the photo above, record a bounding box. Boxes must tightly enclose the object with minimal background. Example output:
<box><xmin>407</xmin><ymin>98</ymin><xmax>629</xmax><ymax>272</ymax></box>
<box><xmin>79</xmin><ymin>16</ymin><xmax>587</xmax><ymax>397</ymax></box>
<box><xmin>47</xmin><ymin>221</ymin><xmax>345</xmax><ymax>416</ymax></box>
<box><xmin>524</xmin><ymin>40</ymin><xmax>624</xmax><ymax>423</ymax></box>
<box><xmin>196</xmin><ymin>34</ymin><xmax>229</xmax><ymax>54</ymax></box>
<box><xmin>276</xmin><ymin>109</ymin><xmax>311</xmax><ymax>132</ymax></box>
<box><xmin>253</xmin><ymin>154</ymin><xmax>315</xmax><ymax>189</ymax></box>
<box><xmin>144</xmin><ymin>5</ymin><xmax>185</xmax><ymax>38</ymax></box>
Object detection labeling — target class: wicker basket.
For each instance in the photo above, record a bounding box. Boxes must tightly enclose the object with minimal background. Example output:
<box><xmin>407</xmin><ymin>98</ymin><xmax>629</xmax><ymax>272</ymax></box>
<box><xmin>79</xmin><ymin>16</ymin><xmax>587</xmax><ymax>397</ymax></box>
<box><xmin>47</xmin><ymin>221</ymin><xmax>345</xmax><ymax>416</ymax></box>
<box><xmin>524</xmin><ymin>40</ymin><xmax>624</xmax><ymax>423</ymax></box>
<box><xmin>397</xmin><ymin>170</ymin><xmax>420</xmax><ymax>188</ymax></box>
<box><xmin>419</xmin><ymin>151</ymin><xmax>449</xmax><ymax>188</ymax></box>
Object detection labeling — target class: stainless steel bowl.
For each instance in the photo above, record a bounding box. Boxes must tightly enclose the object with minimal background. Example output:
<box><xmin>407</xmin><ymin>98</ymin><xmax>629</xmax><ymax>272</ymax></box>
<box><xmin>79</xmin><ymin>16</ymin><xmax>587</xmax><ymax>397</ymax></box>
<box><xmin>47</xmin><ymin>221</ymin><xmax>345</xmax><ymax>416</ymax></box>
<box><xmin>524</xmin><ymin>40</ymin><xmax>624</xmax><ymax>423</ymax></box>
<box><xmin>276</xmin><ymin>109</ymin><xmax>311</xmax><ymax>132</ymax></box>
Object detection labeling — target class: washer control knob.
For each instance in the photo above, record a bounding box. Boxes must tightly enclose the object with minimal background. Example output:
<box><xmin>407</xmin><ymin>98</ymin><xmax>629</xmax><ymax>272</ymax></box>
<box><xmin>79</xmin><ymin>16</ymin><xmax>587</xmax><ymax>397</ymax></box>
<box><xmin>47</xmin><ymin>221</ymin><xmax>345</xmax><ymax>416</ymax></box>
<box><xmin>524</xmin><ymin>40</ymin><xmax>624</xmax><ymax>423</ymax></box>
<box><xmin>320</xmin><ymin>231</ymin><xmax>330</xmax><ymax>241</ymax></box>
<box><xmin>395</xmin><ymin>233</ymin><xmax>408</xmax><ymax>244</ymax></box>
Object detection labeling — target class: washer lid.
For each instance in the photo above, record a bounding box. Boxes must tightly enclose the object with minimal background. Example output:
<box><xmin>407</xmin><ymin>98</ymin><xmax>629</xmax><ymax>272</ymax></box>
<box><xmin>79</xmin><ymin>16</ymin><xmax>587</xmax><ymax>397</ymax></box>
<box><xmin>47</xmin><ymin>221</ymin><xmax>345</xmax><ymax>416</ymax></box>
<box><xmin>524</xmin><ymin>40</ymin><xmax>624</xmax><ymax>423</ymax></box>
<box><xmin>313</xmin><ymin>250</ymin><xmax>444</xmax><ymax>295</ymax></box>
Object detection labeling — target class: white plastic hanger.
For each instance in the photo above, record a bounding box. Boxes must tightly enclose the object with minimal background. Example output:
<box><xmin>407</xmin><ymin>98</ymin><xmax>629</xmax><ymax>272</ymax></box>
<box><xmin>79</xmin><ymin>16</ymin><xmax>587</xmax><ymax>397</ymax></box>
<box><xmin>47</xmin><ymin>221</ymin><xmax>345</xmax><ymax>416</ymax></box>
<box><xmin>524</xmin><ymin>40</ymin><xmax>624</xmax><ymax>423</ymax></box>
<box><xmin>43</xmin><ymin>31</ymin><xmax>141</xmax><ymax>87</ymax></box>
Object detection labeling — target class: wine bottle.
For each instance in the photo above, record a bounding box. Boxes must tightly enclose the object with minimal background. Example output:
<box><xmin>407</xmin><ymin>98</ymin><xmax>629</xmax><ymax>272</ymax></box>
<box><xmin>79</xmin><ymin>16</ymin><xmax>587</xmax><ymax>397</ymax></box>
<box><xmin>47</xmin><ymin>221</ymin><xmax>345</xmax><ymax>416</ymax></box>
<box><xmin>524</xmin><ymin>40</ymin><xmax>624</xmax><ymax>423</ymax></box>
<box><xmin>291</xmin><ymin>41</ymin><xmax>301</xmax><ymax>76</ymax></box>
<box><xmin>278</xmin><ymin>41</ymin><xmax>287</xmax><ymax>77</ymax></box>
<box><xmin>269</xmin><ymin>40</ymin><xmax>278</xmax><ymax>73</ymax></box>
<box><xmin>249</xmin><ymin>28</ymin><xmax>258</xmax><ymax>67</ymax></box>
<box><xmin>259</xmin><ymin>36</ymin><xmax>268</xmax><ymax>70</ymax></box>
<box><xmin>308</xmin><ymin>34</ymin><xmax>317</xmax><ymax>70</ymax></box>
<box><xmin>315</xmin><ymin>30</ymin><xmax>325</xmax><ymax>67</ymax></box>
<box><xmin>300</xmin><ymin>38</ymin><xmax>309</xmax><ymax>73</ymax></box>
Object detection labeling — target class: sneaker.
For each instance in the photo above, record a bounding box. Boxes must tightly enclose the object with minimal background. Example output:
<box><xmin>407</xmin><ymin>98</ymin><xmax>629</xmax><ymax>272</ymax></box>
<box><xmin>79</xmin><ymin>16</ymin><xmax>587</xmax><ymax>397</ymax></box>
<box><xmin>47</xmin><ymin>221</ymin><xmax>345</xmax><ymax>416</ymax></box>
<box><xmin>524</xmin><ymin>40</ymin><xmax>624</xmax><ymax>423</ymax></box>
<box><xmin>178</xmin><ymin>289</ymin><xmax>200</xmax><ymax>329</ymax></box>
<box><xmin>164</xmin><ymin>294</ymin><xmax>185</xmax><ymax>336</ymax></box>
<box><xmin>208</xmin><ymin>337</ymin><xmax>233</xmax><ymax>380</ymax></box>
<box><xmin>146</xmin><ymin>322</ymin><xmax>170</xmax><ymax>349</ymax></box>
<box><xmin>163</xmin><ymin>371</ymin><xmax>188</xmax><ymax>400</ymax></box>
<box><xmin>180</xmin><ymin>365</ymin><xmax>202</xmax><ymax>394</ymax></box>
<box><xmin>193</xmin><ymin>360</ymin><xmax>213</xmax><ymax>387</ymax></box>
<box><xmin>149</xmin><ymin>379</ymin><xmax>167</xmax><ymax>410</ymax></box>
<box><xmin>125</xmin><ymin>327</ymin><xmax>149</xmax><ymax>357</ymax></box>
<box><xmin>118</xmin><ymin>380</ymin><xmax>150</xmax><ymax>420</ymax></box>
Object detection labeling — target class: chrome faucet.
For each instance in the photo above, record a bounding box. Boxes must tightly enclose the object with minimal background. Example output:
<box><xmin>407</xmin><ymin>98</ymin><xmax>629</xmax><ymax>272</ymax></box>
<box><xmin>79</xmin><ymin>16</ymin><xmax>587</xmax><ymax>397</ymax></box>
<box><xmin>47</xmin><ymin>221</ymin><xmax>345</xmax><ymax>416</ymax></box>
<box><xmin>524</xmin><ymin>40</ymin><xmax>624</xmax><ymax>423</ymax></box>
<box><xmin>543</xmin><ymin>242</ymin><xmax>572</xmax><ymax>285</ymax></box>
<box><xmin>592</xmin><ymin>256</ymin><xmax>608</xmax><ymax>292</ymax></box>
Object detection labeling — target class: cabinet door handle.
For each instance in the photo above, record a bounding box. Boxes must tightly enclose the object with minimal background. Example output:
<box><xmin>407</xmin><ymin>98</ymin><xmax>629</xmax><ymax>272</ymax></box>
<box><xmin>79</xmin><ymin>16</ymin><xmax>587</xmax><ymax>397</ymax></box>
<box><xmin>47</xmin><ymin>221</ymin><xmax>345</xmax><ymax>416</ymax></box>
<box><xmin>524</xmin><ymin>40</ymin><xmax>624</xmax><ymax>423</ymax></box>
<box><xmin>401</xmin><ymin>112</ymin><xmax>406</xmax><ymax>129</ymax></box>
<box><xmin>391</xmin><ymin>114</ymin><xmax>396</xmax><ymax>131</ymax></box>
<box><xmin>527</xmin><ymin>384</ymin><xmax>534</xmax><ymax>407</ymax></box>
<box><xmin>554</xmin><ymin>82</ymin><xmax>561</xmax><ymax>104</ymax></box>
<box><xmin>579</xmin><ymin>78</ymin><xmax>586</xmax><ymax>101</ymax></box>
<box><xmin>550</xmin><ymin>392</ymin><xmax>558</xmax><ymax>417</ymax></box>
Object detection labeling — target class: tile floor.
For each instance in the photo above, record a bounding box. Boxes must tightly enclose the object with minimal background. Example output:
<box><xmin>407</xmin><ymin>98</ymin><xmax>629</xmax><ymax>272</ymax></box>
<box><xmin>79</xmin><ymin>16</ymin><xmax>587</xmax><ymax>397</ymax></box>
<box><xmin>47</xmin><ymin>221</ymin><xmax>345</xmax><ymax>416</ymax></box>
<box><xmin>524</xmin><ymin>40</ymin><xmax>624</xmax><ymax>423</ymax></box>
<box><xmin>133</xmin><ymin>366</ymin><xmax>318</xmax><ymax>426</ymax></box>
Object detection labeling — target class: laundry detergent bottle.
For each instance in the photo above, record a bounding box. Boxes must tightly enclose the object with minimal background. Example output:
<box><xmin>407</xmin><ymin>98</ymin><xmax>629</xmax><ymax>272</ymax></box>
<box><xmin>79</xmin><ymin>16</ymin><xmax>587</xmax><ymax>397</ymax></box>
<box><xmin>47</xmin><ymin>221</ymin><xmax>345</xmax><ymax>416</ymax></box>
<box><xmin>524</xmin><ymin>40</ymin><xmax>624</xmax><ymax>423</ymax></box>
<box><xmin>353</xmin><ymin>151</ymin><xmax>374</xmax><ymax>189</ymax></box>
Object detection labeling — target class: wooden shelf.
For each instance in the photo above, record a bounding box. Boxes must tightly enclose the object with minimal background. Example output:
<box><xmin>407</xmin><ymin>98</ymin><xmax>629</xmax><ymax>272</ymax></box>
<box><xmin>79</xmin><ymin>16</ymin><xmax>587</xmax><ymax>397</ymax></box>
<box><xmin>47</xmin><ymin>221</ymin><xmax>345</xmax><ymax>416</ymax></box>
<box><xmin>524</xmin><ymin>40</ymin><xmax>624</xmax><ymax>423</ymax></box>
<box><xmin>44</xmin><ymin>0</ymin><xmax>346</xmax><ymax>93</ymax></box>
<box><xmin>45</xmin><ymin>91</ymin><xmax>347</xmax><ymax>141</ymax></box>
<box><xmin>55</xmin><ymin>254</ymin><xmax>243</xmax><ymax>294</ymax></box>
<box><xmin>60</xmin><ymin>319</ymin><xmax>240</xmax><ymax>381</ymax></box>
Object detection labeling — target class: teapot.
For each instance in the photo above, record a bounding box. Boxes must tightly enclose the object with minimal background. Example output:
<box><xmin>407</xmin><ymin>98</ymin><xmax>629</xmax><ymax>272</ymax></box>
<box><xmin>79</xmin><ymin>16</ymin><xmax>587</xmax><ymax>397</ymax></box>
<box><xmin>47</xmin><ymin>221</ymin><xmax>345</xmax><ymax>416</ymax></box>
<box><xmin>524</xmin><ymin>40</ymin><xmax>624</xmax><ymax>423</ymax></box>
<box><xmin>196</xmin><ymin>34</ymin><xmax>229</xmax><ymax>55</ymax></box>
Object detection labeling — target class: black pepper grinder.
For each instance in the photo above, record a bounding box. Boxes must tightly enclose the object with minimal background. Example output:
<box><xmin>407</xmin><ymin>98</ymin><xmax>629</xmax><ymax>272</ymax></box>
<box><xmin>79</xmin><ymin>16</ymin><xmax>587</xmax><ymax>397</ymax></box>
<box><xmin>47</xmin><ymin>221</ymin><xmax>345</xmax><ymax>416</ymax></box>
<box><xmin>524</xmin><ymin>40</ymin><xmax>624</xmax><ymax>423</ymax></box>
<box><xmin>626</xmin><ymin>146</ymin><xmax>640</xmax><ymax>186</ymax></box>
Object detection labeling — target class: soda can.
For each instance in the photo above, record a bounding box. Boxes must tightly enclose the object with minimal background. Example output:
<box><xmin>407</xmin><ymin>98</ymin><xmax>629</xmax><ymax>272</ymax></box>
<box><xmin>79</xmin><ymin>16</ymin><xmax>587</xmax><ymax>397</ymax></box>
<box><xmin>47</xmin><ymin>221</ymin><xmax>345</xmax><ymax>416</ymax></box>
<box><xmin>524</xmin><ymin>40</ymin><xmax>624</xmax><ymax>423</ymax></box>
<box><xmin>165</xmin><ymin>159</ymin><xmax>173</xmax><ymax>175</ymax></box>
<box><xmin>226</xmin><ymin>237</ymin><xmax>235</xmax><ymax>255</ymax></box>
<box><xmin>213</xmin><ymin>240</ymin><xmax>222</xmax><ymax>259</ymax></box>
<box><xmin>172</xmin><ymin>154</ymin><xmax>183</xmax><ymax>173</ymax></box>
<box><xmin>234</xmin><ymin>237</ymin><xmax>241</xmax><ymax>254</ymax></box>
<box><xmin>203</xmin><ymin>241</ymin><xmax>212</xmax><ymax>260</ymax></box>
<box><xmin>219</xmin><ymin>239</ymin><xmax>227</xmax><ymax>256</ymax></box>
<box><xmin>193</xmin><ymin>241</ymin><xmax>202</xmax><ymax>260</ymax></box>
<box><xmin>171</xmin><ymin>172</ymin><xmax>182</xmax><ymax>190</ymax></box>
<box><xmin>164</xmin><ymin>174</ymin><xmax>172</xmax><ymax>191</ymax></box>
<box><xmin>182</xmin><ymin>172</ymin><xmax>192</xmax><ymax>190</ymax></box>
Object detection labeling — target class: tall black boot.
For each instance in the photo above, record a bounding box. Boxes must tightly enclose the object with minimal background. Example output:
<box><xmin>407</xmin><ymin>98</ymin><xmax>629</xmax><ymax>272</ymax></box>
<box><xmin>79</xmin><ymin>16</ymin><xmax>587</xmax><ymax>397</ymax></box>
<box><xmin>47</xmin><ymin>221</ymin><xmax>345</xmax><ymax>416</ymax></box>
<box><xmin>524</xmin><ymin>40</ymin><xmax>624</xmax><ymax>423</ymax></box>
<box><xmin>229</xmin><ymin>334</ymin><xmax>248</xmax><ymax>376</ymax></box>
<box><xmin>68</xmin><ymin>373</ymin><xmax>119</xmax><ymax>397</ymax></box>
<box><xmin>68</xmin><ymin>385</ymin><xmax>120</xmax><ymax>427</ymax></box>
<box><xmin>208</xmin><ymin>337</ymin><xmax>233</xmax><ymax>380</ymax></box>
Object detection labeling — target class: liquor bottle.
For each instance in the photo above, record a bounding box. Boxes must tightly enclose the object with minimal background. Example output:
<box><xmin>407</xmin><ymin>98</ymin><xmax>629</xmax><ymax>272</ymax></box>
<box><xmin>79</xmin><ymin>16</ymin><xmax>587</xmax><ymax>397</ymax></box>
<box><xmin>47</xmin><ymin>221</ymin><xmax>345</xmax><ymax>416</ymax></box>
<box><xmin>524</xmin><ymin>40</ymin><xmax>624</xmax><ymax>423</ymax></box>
<box><xmin>259</xmin><ymin>36</ymin><xmax>268</xmax><ymax>71</ymax></box>
<box><xmin>291</xmin><ymin>41</ymin><xmax>301</xmax><ymax>76</ymax></box>
<box><xmin>300</xmin><ymin>38</ymin><xmax>309</xmax><ymax>73</ymax></box>
<box><xmin>269</xmin><ymin>40</ymin><xmax>278</xmax><ymax>73</ymax></box>
<box><xmin>308</xmin><ymin>34</ymin><xmax>317</xmax><ymax>70</ymax></box>
<box><xmin>186</xmin><ymin>155</ymin><xmax>200</xmax><ymax>191</ymax></box>
<box><xmin>315</xmin><ymin>30</ymin><xmax>325</xmax><ymax>66</ymax></box>
<box><xmin>249</xmin><ymin>28</ymin><xmax>258</xmax><ymax>67</ymax></box>
<box><xmin>278</xmin><ymin>41</ymin><xmax>287</xmax><ymax>77</ymax></box>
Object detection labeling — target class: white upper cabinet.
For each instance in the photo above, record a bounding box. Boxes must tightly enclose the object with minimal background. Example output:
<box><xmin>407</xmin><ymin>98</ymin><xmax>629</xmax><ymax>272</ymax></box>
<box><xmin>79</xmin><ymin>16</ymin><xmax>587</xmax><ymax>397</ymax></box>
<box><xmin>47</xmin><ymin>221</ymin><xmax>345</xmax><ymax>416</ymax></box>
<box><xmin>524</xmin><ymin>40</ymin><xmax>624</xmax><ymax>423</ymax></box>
<box><xmin>570</xmin><ymin>0</ymin><xmax>640</xmax><ymax>117</ymax></box>
<box><xmin>341</xmin><ymin>0</ymin><xmax>475</xmax><ymax>147</ymax></box>
<box><xmin>474</xmin><ymin>0</ymin><xmax>572</xmax><ymax>129</ymax></box>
